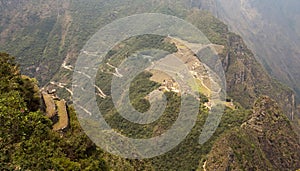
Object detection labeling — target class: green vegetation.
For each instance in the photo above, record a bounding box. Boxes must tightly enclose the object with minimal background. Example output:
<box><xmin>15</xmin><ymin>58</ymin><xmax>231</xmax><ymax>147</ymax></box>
<box><xmin>186</xmin><ymin>11</ymin><xmax>228</xmax><ymax>46</ymax></box>
<box><xmin>92</xmin><ymin>31</ymin><xmax>300</xmax><ymax>169</ymax></box>
<box><xmin>1</xmin><ymin>2</ymin><xmax>299</xmax><ymax>169</ymax></box>
<box><xmin>96</xmin><ymin>71</ymin><xmax>251</xmax><ymax>170</ymax></box>
<box><xmin>129</xmin><ymin>71</ymin><xmax>161</xmax><ymax>113</ymax></box>
<box><xmin>92</xmin><ymin>34</ymin><xmax>255</xmax><ymax>170</ymax></box>
<box><xmin>1</xmin><ymin>1</ymin><xmax>294</xmax><ymax>120</ymax></box>
<box><xmin>0</xmin><ymin>53</ymin><xmax>40</xmax><ymax>112</ymax></box>
<box><xmin>190</xmin><ymin>78</ymin><xmax>212</xmax><ymax>97</ymax></box>
<box><xmin>205</xmin><ymin>97</ymin><xmax>300</xmax><ymax>170</ymax></box>
<box><xmin>0</xmin><ymin>53</ymin><xmax>109</xmax><ymax>170</ymax></box>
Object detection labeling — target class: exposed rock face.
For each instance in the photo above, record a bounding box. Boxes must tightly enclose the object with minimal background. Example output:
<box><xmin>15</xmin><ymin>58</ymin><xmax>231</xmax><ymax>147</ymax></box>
<box><xmin>205</xmin><ymin>96</ymin><xmax>300</xmax><ymax>170</ymax></box>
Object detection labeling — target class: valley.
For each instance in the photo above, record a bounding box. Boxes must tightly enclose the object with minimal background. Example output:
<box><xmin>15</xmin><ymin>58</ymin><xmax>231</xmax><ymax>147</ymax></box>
<box><xmin>0</xmin><ymin>1</ymin><xmax>300</xmax><ymax>170</ymax></box>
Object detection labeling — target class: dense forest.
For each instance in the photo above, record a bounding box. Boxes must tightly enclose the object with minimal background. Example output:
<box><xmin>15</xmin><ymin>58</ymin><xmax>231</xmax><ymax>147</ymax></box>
<box><xmin>0</xmin><ymin>53</ymin><xmax>109</xmax><ymax>170</ymax></box>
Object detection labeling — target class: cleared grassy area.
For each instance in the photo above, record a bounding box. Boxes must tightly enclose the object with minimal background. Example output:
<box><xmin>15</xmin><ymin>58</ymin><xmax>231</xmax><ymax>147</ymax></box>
<box><xmin>148</xmin><ymin>69</ymin><xmax>172</xmax><ymax>84</ymax></box>
<box><xmin>42</xmin><ymin>93</ymin><xmax>56</xmax><ymax>118</ymax></box>
<box><xmin>190</xmin><ymin>78</ymin><xmax>211</xmax><ymax>97</ymax></box>
<box><xmin>53</xmin><ymin>100</ymin><xmax>68</xmax><ymax>131</ymax></box>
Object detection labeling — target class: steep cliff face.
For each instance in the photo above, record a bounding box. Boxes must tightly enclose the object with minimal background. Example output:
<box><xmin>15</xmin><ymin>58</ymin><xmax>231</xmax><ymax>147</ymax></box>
<box><xmin>205</xmin><ymin>96</ymin><xmax>300</xmax><ymax>171</ymax></box>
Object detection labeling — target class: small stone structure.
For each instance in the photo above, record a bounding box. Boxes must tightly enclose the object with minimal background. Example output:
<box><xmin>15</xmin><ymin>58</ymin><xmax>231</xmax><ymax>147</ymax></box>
<box><xmin>158</xmin><ymin>79</ymin><xmax>180</xmax><ymax>93</ymax></box>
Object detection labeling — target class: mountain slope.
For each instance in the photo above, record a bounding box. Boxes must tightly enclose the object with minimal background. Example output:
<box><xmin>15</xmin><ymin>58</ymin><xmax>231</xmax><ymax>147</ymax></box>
<box><xmin>186</xmin><ymin>10</ymin><xmax>295</xmax><ymax>120</ymax></box>
<box><xmin>194</xmin><ymin>0</ymin><xmax>300</xmax><ymax>101</ymax></box>
<box><xmin>0</xmin><ymin>0</ymin><xmax>73</xmax><ymax>85</ymax></box>
<box><xmin>1</xmin><ymin>2</ymin><xmax>300</xmax><ymax>170</ymax></box>
<box><xmin>0</xmin><ymin>0</ymin><xmax>296</xmax><ymax>119</ymax></box>
<box><xmin>205</xmin><ymin>96</ymin><xmax>300</xmax><ymax>170</ymax></box>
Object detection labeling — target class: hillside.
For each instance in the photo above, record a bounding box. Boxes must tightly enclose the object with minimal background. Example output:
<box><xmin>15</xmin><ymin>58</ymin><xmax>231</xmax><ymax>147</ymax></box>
<box><xmin>193</xmin><ymin>0</ymin><xmax>300</xmax><ymax>101</ymax></box>
<box><xmin>1</xmin><ymin>1</ymin><xmax>300</xmax><ymax>170</ymax></box>
<box><xmin>0</xmin><ymin>0</ymin><xmax>296</xmax><ymax>119</ymax></box>
<box><xmin>205</xmin><ymin>97</ymin><xmax>300</xmax><ymax>170</ymax></box>
<box><xmin>1</xmin><ymin>52</ymin><xmax>299</xmax><ymax>170</ymax></box>
<box><xmin>0</xmin><ymin>52</ymin><xmax>155</xmax><ymax>170</ymax></box>
<box><xmin>0</xmin><ymin>0</ymin><xmax>186</xmax><ymax>85</ymax></box>
<box><xmin>185</xmin><ymin>10</ymin><xmax>296</xmax><ymax>121</ymax></box>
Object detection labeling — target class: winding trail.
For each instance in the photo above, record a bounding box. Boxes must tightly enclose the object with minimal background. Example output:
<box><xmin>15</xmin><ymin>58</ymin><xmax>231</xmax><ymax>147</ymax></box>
<box><xmin>203</xmin><ymin>161</ymin><xmax>207</xmax><ymax>171</ymax></box>
<box><xmin>94</xmin><ymin>85</ymin><xmax>107</xmax><ymax>98</ymax></box>
<box><xmin>106</xmin><ymin>62</ymin><xmax>123</xmax><ymax>77</ymax></box>
<box><xmin>50</xmin><ymin>81</ymin><xmax>73</xmax><ymax>96</ymax></box>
